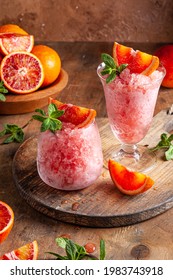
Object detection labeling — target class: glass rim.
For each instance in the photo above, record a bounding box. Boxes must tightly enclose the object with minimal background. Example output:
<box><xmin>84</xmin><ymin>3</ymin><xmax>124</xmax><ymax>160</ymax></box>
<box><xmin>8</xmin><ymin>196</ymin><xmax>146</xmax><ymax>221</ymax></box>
<box><xmin>97</xmin><ymin>62</ymin><xmax>166</xmax><ymax>84</ymax></box>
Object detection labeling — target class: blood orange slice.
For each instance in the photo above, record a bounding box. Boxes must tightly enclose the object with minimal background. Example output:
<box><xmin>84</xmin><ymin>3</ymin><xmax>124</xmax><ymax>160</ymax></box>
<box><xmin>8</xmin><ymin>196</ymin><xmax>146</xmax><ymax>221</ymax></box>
<box><xmin>49</xmin><ymin>97</ymin><xmax>96</xmax><ymax>128</ymax></box>
<box><xmin>108</xmin><ymin>160</ymin><xmax>154</xmax><ymax>195</ymax></box>
<box><xmin>0</xmin><ymin>33</ymin><xmax>34</xmax><ymax>55</ymax></box>
<box><xmin>0</xmin><ymin>51</ymin><xmax>44</xmax><ymax>94</ymax></box>
<box><xmin>0</xmin><ymin>240</ymin><xmax>38</xmax><ymax>260</ymax></box>
<box><xmin>0</xmin><ymin>201</ymin><xmax>14</xmax><ymax>244</ymax></box>
<box><xmin>113</xmin><ymin>42</ymin><xmax>159</xmax><ymax>76</ymax></box>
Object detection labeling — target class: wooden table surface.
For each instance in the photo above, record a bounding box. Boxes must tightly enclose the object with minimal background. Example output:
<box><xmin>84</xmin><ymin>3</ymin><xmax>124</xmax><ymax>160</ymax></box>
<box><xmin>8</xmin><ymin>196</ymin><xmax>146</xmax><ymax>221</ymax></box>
<box><xmin>1</xmin><ymin>42</ymin><xmax>173</xmax><ymax>260</ymax></box>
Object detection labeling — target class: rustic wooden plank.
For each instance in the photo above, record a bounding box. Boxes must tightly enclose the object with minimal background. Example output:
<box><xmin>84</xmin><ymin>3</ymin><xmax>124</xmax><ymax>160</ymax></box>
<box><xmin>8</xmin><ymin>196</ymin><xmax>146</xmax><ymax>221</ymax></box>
<box><xmin>12</xmin><ymin>109</ymin><xmax>173</xmax><ymax>227</ymax></box>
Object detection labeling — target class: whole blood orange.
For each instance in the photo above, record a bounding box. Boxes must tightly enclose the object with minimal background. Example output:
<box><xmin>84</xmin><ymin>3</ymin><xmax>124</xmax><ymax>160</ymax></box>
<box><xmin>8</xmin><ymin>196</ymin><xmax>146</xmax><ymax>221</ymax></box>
<box><xmin>0</xmin><ymin>33</ymin><xmax>34</xmax><ymax>55</ymax></box>
<box><xmin>49</xmin><ymin>98</ymin><xmax>96</xmax><ymax>128</ymax></box>
<box><xmin>0</xmin><ymin>240</ymin><xmax>38</xmax><ymax>260</ymax></box>
<box><xmin>32</xmin><ymin>45</ymin><xmax>61</xmax><ymax>88</ymax></box>
<box><xmin>108</xmin><ymin>160</ymin><xmax>154</xmax><ymax>195</ymax></box>
<box><xmin>0</xmin><ymin>24</ymin><xmax>28</xmax><ymax>35</ymax></box>
<box><xmin>154</xmin><ymin>45</ymin><xmax>173</xmax><ymax>88</ymax></box>
<box><xmin>113</xmin><ymin>42</ymin><xmax>159</xmax><ymax>76</ymax></box>
<box><xmin>0</xmin><ymin>201</ymin><xmax>14</xmax><ymax>244</ymax></box>
<box><xmin>0</xmin><ymin>51</ymin><xmax>44</xmax><ymax>94</ymax></box>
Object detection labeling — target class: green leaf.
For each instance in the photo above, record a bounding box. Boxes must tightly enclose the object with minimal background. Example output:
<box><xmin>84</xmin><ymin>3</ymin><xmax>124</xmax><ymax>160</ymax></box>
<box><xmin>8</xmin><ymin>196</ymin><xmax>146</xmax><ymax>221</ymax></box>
<box><xmin>106</xmin><ymin>70</ymin><xmax>116</xmax><ymax>84</ymax></box>
<box><xmin>101</xmin><ymin>53</ymin><xmax>116</xmax><ymax>69</ymax></box>
<box><xmin>35</xmin><ymin>108</ymin><xmax>46</xmax><ymax>116</ymax></box>
<box><xmin>55</xmin><ymin>237</ymin><xmax>68</xmax><ymax>249</ymax></box>
<box><xmin>48</xmin><ymin>103</ymin><xmax>57</xmax><ymax>116</ymax></box>
<box><xmin>165</xmin><ymin>144</ymin><xmax>173</xmax><ymax>160</ymax></box>
<box><xmin>65</xmin><ymin>239</ymin><xmax>78</xmax><ymax>260</ymax></box>
<box><xmin>3</xmin><ymin>135</ymin><xmax>14</xmax><ymax>144</ymax></box>
<box><xmin>99</xmin><ymin>239</ymin><xmax>106</xmax><ymax>260</ymax></box>
<box><xmin>46</xmin><ymin>252</ymin><xmax>68</xmax><ymax>260</ymax></box>
<box><xmin>0</xmin><ymin>93</ymin><xmax>6</xmax><ymax>101</ymax></box>
<box><xmin>0</xmin><ymin>129</ymin><xmax>6</xmax><ymax>137</ymax></box>
<box><xmin>41</xmin><ymin>118</ymin><xmax>51</xmax><ymax>132</ymax></box>
<box><xmin>50</xmin><ymin>110</ymin><xmax>64</xmax><ymax>119</ymax></box>
<box><xmin>32</xmin><ymin>115</ymin><xmax>46</xmax><ymax>122</ymax></box>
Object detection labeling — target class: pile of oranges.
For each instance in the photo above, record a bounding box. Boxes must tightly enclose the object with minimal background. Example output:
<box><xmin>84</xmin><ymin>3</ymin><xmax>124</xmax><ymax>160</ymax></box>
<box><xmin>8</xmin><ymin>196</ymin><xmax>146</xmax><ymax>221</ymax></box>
<box><xmin>0</xmin><ymin>24</ymin><xmax>61</xmax><ymax>94</ymax></box>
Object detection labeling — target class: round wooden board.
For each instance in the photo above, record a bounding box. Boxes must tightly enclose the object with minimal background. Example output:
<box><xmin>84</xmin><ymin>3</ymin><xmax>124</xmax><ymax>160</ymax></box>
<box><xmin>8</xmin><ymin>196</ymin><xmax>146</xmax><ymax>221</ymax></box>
<box><xmin>12</xmin><ymin>110</ymin><xmax>173</xmax><ymax>227</ymax></box>
<box><xmin>0</xmin><ymin>68</ymin><xmax>68</xmax><ymax>115</ymax></box>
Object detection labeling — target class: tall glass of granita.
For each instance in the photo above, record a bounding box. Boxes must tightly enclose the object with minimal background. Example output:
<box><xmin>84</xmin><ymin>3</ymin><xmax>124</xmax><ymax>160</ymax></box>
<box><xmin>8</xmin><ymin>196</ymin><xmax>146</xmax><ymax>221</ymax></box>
<box><xmin>37</xmin><ymin>119</ymin><xmax>103</xmax><ymax>191</ymax></box>
<box><xmin>97</xmin><ymin>63</ymin><xmax>166</xmax><ymax>171</ymax></box>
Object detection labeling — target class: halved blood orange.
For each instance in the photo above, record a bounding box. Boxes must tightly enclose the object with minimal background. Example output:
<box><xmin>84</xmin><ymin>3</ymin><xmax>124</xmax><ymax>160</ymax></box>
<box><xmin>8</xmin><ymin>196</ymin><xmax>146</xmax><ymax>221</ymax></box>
<box><xmin>113</xmin><ymin>42</ymin><xmax>159</xmax><ymax>76</ymax></box>
<box><xmin>108</xmin><ymin>160</ymin><xmax>154</xmax><ymax>195</ymax></box>
<box><xmin>0</xmin><ymin>51</ymin><xmax>44</xmax><ymax>94</ymax></box>
<box><xmin>0</xmin><ymin>33</ymin><xmax>34</xmax><ymax>55</ymax></box>
<box><xmin>49</xmin><ymin>97</ymin><xmax>96</xmax><ymax>128</ymax></box>
<box><xmin>0</xmin><ymin>201</ymin><xmax>14</xmax><ymax>244</ymax></box>
<box><xmin>0</xmin><ymin>240</ymin><xmax>38</xmax><ymax>260</ymax></box>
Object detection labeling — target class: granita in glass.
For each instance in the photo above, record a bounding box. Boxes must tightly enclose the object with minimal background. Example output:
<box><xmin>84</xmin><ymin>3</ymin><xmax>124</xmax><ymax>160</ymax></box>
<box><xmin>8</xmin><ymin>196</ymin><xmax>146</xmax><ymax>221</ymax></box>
<box><xmin>37</xmin><ymin>118</ymin><xmax>103</xmax><ymax>191</ymax></box>
<box><xmin>97</xmin><ymin>45</ymin><xmax>166</xmax><ymax>171</ymax></box>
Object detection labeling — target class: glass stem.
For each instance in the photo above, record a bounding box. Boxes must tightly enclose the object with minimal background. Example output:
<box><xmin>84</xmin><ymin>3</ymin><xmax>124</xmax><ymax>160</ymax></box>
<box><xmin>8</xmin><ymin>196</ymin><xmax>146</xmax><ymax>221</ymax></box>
<box><xmin>120</xmin><ymin>144</ymin><xmax>140</xmax><ymax>161</ymax></box>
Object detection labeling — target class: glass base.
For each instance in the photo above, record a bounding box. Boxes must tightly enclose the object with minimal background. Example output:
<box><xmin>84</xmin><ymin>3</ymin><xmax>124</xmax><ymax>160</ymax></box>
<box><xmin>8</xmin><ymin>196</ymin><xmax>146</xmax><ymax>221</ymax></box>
<box><xmin>103</xmin><ymin>144</ymin><xmax>157</xmax><ymax>172</ymax></box>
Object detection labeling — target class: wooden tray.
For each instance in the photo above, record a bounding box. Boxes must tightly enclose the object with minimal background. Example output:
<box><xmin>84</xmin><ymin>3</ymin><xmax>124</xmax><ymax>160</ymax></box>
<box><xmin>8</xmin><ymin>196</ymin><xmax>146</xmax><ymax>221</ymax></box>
<box><xmin>0</xmin><ymin>68</ymin><xmax>68</xmax><ymax>115</ymax></box>
<box><xmin>12</xmin><ymin>109</ymin><xmax>173</xmax><ymax>227</ymax></box>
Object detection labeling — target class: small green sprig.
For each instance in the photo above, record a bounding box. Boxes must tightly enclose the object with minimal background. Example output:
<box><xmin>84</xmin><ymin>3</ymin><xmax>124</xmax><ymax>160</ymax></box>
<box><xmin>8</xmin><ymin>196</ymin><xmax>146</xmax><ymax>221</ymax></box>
<box><xmin>0</xmin><ymin>81</ymin><xmax>8</xmax><ymax>101</ymax></box>
<box><xmin>0</xmin><ymin>124</ymin><xmax>24</xmax><ymax>144</ymax></box>
<box><xmin>0</xmin><ymin>103</ymin><xmax>65</xmax><ymax>144</ymax></box>
<box><xmin>150</xmin><ymin>133</ymin><xmax>173</xmax><ymax>160</ymax></box>
<box><xmin>47</xmin><ymin>237</ymin><xmax>106</xmax><ymax>260</ymax></box>
<box><xmin>32</xmin><ymin>103</ymin><xmax>64</xmax><ymax>133</ymax></box>
<box><xmin>101</xmin><ymin>53</ymin><xmax>128</xmax><ymax>84</ymax></box>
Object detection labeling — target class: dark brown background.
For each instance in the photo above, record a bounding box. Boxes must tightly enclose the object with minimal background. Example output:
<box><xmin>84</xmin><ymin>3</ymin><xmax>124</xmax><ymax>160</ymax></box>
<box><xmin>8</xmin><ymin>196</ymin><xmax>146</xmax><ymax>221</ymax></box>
<box><xmin>0</xmin><ymin>0</ymin><xmax>173</xmax><ymax>43</ymax></box>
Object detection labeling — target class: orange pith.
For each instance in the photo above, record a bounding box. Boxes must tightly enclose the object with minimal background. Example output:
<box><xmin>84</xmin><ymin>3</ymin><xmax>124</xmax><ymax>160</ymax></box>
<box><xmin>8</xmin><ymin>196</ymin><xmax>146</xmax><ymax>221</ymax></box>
<box><xmin>0</xmin><ymin>51</ymin><xmax>44</xmax><ymax>94</ymax></box>
<box><xmin>0</xmin><ymin>201</ymin><xmax>14</xmax><ymax>244</ymax></box>
<box><xmin>0</xmin><ymin>240</ymin><xmax>38</xmax><ymax>260</ymax></box>
<box><xmin>113</xmin><ymin>42</ymin><xmax>159</xmax><ymax>76</ymax></box>
<box><xmin>0</xmin><ymin>33</ymin><xmax>34</xmax><ymax>55</ymax></box>
<box><xmin>108</xmin><ymin>160</ymin><xmax>154</xmax><ymax>195</ymax></box>
<box><xmin>49</xmin><ymin>97</ymin><xmax>96</xmax><ymax>128</ymax></box>
<box><xmin>0</xmin><ymin>24</ymin><xmax>28</xmax><ymax>35</ymax></box>
<box><xmin>32</xmin><ymin>45</ymin><xmax>61</xmax><ymax>88</ymax></box>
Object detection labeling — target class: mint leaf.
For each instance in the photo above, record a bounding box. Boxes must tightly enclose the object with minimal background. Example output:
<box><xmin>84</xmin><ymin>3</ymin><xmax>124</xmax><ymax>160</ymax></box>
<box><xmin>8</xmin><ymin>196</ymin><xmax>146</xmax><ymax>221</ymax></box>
<box><xmin>165</xmin><ymin>144</ymin><xmax>173</xmax><ymax>160</ymax></box>
<box><xmin>0</xmin><ymin>80</ymin><xmax>8</xmax><ymax>101</ymax></box>
<box><xmin>100</xmin><ymin>239</ymin><xmax>106</xmax><ymax>260</ymax></box>
<box><xmin>100</xmin><ymin>53</ymin><xmax>128</xmax><ymax>84</ymax></box>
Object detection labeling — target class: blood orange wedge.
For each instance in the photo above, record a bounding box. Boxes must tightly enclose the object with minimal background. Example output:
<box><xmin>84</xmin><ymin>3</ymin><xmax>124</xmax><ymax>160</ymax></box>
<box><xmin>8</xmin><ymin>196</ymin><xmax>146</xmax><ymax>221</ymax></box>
<box><xmin>0</xmin><ymin>51</ymin><xmax>44</xmax><ymax>94</ymax></box>
<box><xmin>108</xmin><ymin>160</ymin><xmax>154</xmax><ymax>195</ymax></box>
<box><xmin>0</xmin><ymin>33</ymin><xmax>34</xmax><ymax>55</ymax></box>
<box><xmin>0</xmin><ymin>201</ymin><xmax>14</xmax><ymax>244</ymax></box>
<box><xmin>113</xmin><ymin>42</ymin><xmax>159</xmax><ymax>76</ymax></box>
<box><xmin>0</xmin><ymin>240</ymin><xmax>38</xmax><ymax>260</ymax></box>
<box><xmin>49</xmin><ymin>97</ymin><xmax>96</xmax><ymax>128</ymax></box>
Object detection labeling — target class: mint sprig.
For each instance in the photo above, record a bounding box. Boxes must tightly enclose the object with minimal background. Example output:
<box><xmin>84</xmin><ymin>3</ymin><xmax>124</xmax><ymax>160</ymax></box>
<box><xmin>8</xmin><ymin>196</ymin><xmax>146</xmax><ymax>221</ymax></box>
<box><xmin>0</xmin><ymin>81</ymin><xmax>8</xmax><ymax>101</ymax></box>
<box><xmin>0</xmin><ymin>124</ymin><xmax>24</xmax><ymax>144</ymax></box>
<box><xmin>101</xmin><ymin>53</ymin><xmax>128</xmax><ymax>84</ymax></box>
<box><xmin>0</xmin><ymin>103</ymin><xmax>65</xmax><ymax>144</ymax></box>
<box><xmin>150</xmin><ymin>133</ymin><xmax>173</xmax><ymax>160</ymax></box>
<box><xmin>32</xmin><ymin>103</ymin><xmax>64</xmax><ymax>133</ymax></box>
<box><xmin>47</xmin><ymin>237</ymin><xmax>106</xmax><ymax>260</ymax></box>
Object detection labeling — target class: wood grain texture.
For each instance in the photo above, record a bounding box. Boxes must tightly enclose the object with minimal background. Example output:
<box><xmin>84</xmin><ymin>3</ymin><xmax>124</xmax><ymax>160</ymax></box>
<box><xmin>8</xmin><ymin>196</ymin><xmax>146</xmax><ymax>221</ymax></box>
<box><xmin>12</xmin><ymin>110</ymin><xmax>173</xmax><ymax>227</ymax></box>
<box><xmin>1</xmin><ymin>42</ymin><xmax>173</xmax><ymax>260</ymax></box>
<box><xmin>0</xmin><ymin>69</ymin><xmax>68</xmax><ymax>115</ymax></box>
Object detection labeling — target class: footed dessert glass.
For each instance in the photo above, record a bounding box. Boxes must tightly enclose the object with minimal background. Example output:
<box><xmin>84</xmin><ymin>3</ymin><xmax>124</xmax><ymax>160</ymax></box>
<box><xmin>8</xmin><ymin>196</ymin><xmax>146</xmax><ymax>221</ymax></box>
<box><xmin>37</xmin><ymin>120</ymin><xmax>103</xmax><ymax>191</ymax></box>
<box><xmin>97</xmin><ymin>63</ymin><xmax>166</xmax><ymax>171</ymax></box>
